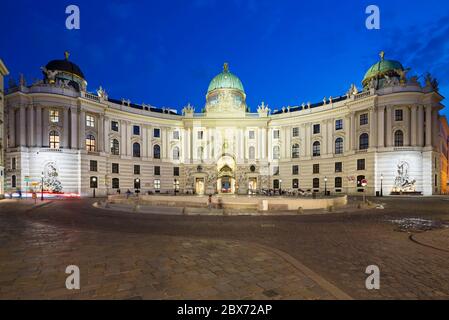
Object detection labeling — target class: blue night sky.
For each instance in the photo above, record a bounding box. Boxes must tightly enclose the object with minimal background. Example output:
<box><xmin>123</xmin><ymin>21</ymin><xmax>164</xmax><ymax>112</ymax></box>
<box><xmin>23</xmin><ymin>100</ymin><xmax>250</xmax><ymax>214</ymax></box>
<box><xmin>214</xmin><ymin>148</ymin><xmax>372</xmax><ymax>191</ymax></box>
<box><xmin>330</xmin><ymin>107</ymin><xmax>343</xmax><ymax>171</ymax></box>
<box><xmin>1</xmin><ymin>0</ymin><xmax>449</xmax><ymax>116</ymax></box>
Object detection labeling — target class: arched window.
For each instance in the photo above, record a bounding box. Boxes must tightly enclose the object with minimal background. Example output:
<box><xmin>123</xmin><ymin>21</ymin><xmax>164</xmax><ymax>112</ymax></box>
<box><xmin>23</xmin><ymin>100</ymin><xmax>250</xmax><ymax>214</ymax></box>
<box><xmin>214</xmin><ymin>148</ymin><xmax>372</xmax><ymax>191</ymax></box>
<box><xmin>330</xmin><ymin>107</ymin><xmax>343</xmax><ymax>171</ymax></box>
<box><xmin>173</xmin><ymin>146</ymin><xmax>180</xmax><ymax>160</ymax></box>
<box><xmin>313</xmin><ymin>141</ymin><xmax>321</xmax><ymax>157</ymax></box>
<box><xmin>335</xmin><ymin>137</ymin><xmax>344</xmax><ymax>154</ymax></box>
<box><xmin>49</xmin><ymin>131</ymin><xmax>60</xmax><ymax>149</ymax></box>
<box><xmin>313</xmin><ymin>178</ymin><xmax>320</xmax><ymax>189</ymax></box>
<box><xmin>112</xmin><ymin>178</ymin><xmax>120</xmax><ymax>189</ymax></box>
<box><xmin>394</xmin><ymin>130</ymin><xmax>404</xmax><ymax>147</ymax></box>
<box><xmin>273</xmin><ymin>146</ymin><xmax>280</xmax><ymax>160</ymax></box>
<box><xmin>133</xmin><ymin>142</ymin><xmax>141</xmax><ymax>158</ymax></box>
<box><xmin>292</xmin><ymin>144</ymin><xmax>300</xmax><ymax>158</ymax></box>
<box><xmin>86</xmin><ymin>134</ymin><xmax>96</xmax><ymax>152</ymax></box>
<box><xmin>249</xmin><ymin>146</ymin><xmax>255</xmax><ymax>160</ymax></box>
<box><xmin>153</xmin><ymin>144</ymin><xmax>160</xmax><ymax>159</ymax></box>
<box><xmin>359</xmin><ymin>133</ymin><xmax>369</xmax><ymax>150</ymax></box>
<box><xmin>110</xmin><ymin>139</ymin><xmax>119</xmax><ymax>155</ymax></box>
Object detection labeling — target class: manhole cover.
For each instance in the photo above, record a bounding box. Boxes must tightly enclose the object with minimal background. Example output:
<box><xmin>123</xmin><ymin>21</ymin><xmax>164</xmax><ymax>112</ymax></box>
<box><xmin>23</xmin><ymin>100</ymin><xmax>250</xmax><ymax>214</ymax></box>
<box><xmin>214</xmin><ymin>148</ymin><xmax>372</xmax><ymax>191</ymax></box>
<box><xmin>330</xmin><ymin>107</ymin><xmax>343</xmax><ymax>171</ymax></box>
<box><xmin>263</xmin><ymin>289</ymin><xmax>279</xmax><ymax>298</ymax></box>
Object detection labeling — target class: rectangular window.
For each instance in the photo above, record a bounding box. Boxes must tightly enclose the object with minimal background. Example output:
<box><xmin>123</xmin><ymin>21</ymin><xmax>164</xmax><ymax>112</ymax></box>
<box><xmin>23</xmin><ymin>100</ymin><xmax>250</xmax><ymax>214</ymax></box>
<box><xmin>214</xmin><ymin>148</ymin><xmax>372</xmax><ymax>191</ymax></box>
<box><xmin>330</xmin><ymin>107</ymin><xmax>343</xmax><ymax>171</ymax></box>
<box><xmin>86</xmin><ymin>115</ymin><xmax>95</xmax><ymax>127</ymax></box>
<box><xmin>335</xmin><ymin>162</ymin><xmax>343</xmax><ymax>173</ymax></box>
<box><xmin>249</xmin><ymin>130</ymin><xmax>255</xmax><ymax>139</ymax></box>
<box><xmin>292</xmin><ymin>179</ymin><xmax>299</xmax><ymax>189</ymax></box>
<box><xmin>134</xmin><ymin>165</ymin><xmax>140</xmax><ymax>175</ymax></box>
<box><xmin>292</xmin><ymin>127</ymin><xmax>299</xmax><ymax>137</ymax></box>
<box><xmin>89</xmin><ymin>160</ymin><xmax>98</xmax><ymax>172</ymax></box>
<box><xmin>313</xmin><ymin>124</ymin><xmax>320</xmax><ymax>134</ymax></box>
<box><xmin>335</xmin><ymin>119</ymin><xmax>343</xmax><ymax>131</ymax></box>
<box><xmin>112</xmin><ymin>163</ymin><xmax>119</xmax><ymax>174</ymax></box>
<box><xmin>111</xmin><ymin>121</ymin><xmax>119</xmax><ymax>132</ymax></box>
<box><xmin>273</xmin><ymin>130</ymin><xmax>280</xmax><ymax>139</ymax></box>
<box><xmin>133</xmin><ymin>125</ymin><xmax>140</xmax><ymax>136</ymax></box>
<box><xmin>154</xmin><ymin>179</ymin><xmax>161</xmax><ymax>192</ymax></box>
<box><xmin>292</xmin><ymin>165</ymin><xmax>299</xmax><ymax>175</ymax></box>
<box><xmin>273</xmin><ymin>166</ymin><xmax>279</xmax><ymax>176</ymax></box>
<box><xmin>395</xmin><ymin>109</ymin><xmax>403</xmax><ymax>121</ymax></box>
<box><xmin>360</xmin><ymin>113</ymin><xmax>368</xmax><ymax>126</ymax></box>
<box><xmin>174</xmin><ymin>167</ymin><xmax>180</xmax><ymax>176</ymax></box>
<box><xmin>154</xmin><ymin>166</ymin><xmax>161</xmax><ymax>176</ymax></box>
<box><xmin>335</xmin><ymin>177</ymin><xmax>342</xmax><ymax>188</ymax></box>
<box><xmin>11</xmin><ymin>157</ymin><xmax>16</xmax><ymax>170</ymax></box>
<box><xmin>50</xmin><ymin>110</ymin><xmax>59</xmax><ymax>123</ymax></box>
<box><xmin>357</xmin><ymin>159</ymin><xmax>366</xmax><ymax>171</ymax></box>
<box><xmin>313</xmin><ymin>164</ymin><xmax>320</xmax><ymax>174</ymax></box>
<box><xmin>173</xmin><ymin>131</ymin><xmax>180</xmax><ymax>140</ymax></box>
<box><xmin>153</xmin><ymin>128</ymin><xmax>161</xmax><ymax>138</ymax></box>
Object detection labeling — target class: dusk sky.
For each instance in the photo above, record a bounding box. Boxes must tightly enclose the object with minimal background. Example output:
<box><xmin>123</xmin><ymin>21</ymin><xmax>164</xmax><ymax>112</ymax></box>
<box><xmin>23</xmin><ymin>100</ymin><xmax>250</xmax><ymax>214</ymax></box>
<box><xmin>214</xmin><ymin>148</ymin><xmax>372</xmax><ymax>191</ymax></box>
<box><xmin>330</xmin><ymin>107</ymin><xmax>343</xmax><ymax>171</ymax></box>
<box><xmin>1</xmin><ymin>0</ymin><xmax>449</xmax><ymax>115</ymax></box>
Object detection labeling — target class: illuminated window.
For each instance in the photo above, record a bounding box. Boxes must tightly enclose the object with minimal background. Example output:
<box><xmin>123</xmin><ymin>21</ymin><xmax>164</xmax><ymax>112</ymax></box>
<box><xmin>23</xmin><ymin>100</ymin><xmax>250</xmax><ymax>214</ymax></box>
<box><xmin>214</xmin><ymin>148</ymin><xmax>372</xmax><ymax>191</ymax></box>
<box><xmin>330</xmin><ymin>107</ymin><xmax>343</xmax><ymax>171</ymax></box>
<box><xmin>86</xmin><ymin>134</ymin><xmax>96</xmax><ymax>152</ymax></box>
<box><xmin>292</xmin><ymin>127</ymin><xmax>299</xmax><ymax>137</ymax></box>
<box><xmin>292</xmin><ymin>144</ymin><xmax>300</xmax><ymax>158</ymax></box>
<box><xmin>50</xmin><ymin>110</ymin><xmax>59</xmax><ymax>123</ymax></box>
<box><xmin>154</xmin><ymin>179</ymin><xmax>161</xmax><ymax>192</ymax></box>
<box><xmin>49</xmin><ymin>131</ymin><xmax>60</xmax><ymax>149</ymax></box>
<box><xmin>111</xmin><ymin>139</ymin><xmax>119</xmax><ymax>155</ymax></box>
<box><xmin>86</xmin><ymin>115</ymin><xmax>95</xmax><ymax>127</ymax></box>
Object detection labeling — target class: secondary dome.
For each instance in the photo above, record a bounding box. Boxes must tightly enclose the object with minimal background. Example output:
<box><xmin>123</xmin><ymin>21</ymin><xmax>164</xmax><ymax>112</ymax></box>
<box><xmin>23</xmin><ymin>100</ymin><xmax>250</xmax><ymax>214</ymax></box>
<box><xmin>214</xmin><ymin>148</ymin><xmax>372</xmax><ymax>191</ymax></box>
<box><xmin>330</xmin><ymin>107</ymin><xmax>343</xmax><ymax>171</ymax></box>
<box><xmin>45</xmin><ymin>52</ymin><xmax>85</xmax><ymax>79</ymax></box>
<box><xmin>362</xmin><ymin>51</ymin><xmax>404</xmax><ymax>86</ymax></box>
<box><xmin>207</xmin><ymin>63</ymin><xmax>244</xmax><ymax>93</ymax></box>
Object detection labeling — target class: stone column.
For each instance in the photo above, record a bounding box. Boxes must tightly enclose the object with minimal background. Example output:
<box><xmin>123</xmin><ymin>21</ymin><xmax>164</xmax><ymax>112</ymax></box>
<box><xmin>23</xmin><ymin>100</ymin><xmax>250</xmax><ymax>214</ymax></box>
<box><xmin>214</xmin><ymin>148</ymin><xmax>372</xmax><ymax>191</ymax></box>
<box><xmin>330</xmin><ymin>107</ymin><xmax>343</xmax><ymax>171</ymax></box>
<box><xmin>369</xmin><ymin>107</ymin><xmax>377</xmax><ymax>148</ymax></box>
<box><xmin>404</xmin><ymin>106</ymin><xmax>411</xmax><ymax>146</ymax></box>
<box><xmin>78</xmin><ymin>109</ymin><xmax>86</xmax><ymax>150</ymax></box>
<box><xmin>142</xmin><ymin>125</ymin><xmax>147</xmax><ymax>158</ymax></box>
<box><xmin>327</xmin><ymin>120</ymin><xmax>333</xmax><ymax>155</ymax></box>
<box><xmin>432</xmin><ymin>109</ymin><xmax>438</xmax><ymax>148</ymax></box>
<box><xmin>35</xmin><ymin>106</ymin><xmax>42</xmax><ymax>147</ymax></box>
<box><xmin>19</xmin><ymin>106</ymin><xmax>26</xmax><ymax>146</ymax></box>
<box><xmin>27</xmin><ymin>105</ymin><xmax>34</xmax><ymax>147</ymax></box>
<box><xmin>386</xmin><ymin>107</ymin><xmax>392</xmax><ymax>147</ymax></box>
<box><xmin>344</xmin><ymin>115</ymin><xmax>351</xmax><ymax>151</ymax></box>
<box><xmin>8</xmin><ymin>107</ymin><xmax>15</xmax><ymax>147</ymax></box>
<box><xmin>98</xmin><ymin>114</ymin><xmax>104</xmax><ymax>152</ymax></box>
<box><xmin>120</xmin><ymin>120</ymin><xmax>127</xmax><ymax>156</ymax></box>
<box><xmin>63</xmin><ymin>108</ymin><xmax>69</xmax><ymax>148</ymax></box>
<box><xmin>104</xmin><ymin>116</ymin><xmax>110</xmax><ymax>154</ymax></box>
<box><xmin>42</xmin><ymin>108</ymin><xmax>49</xmax><ymax>147</ymax></box>
<box><xmin>70</xmin><ymin>107</ymin><xmax>78</xmax><ymax>149</ymax></box>
<box><xmin>322</xmin><ymin>121</ymin><xmax>327</xmax><ymax>155</ymax></box>
<box><xmin>417</xmin><ymin>105</ymin><xmax>424</xmax><ymax>147</ymax></box>
<box><xmin>350</xmin><ymin>113</ymin><xmax>356</xmax><ymax>149</ymax></box>
<box><xmin>425</xmin><ymin>105</ymin><xmax>432</xmax><ymax>147</ymax></box>
<box><xmin>410</xmin><ymin>106</ymin><xmax>417</xmax><ymax>146</ymax></box>
<box><xmin>377</xmin><ymin>106</ymin><xmax>385</xmax><ymax>148</ymax></box>
<box><xmin>126</xmin><ymin>122</ymin><xmax>132</xmax><ymax>156</ymax></box>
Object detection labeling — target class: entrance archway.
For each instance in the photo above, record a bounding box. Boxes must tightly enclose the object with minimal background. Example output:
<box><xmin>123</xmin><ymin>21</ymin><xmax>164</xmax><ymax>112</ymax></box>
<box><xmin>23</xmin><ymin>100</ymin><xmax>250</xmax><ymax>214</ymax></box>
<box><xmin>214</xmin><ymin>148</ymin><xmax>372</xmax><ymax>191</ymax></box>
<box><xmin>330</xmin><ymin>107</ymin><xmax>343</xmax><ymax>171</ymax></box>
<box><xmin>217</xmin><ymin>155</ymin><xmax>236</xmax><ymax>194</ymax></box>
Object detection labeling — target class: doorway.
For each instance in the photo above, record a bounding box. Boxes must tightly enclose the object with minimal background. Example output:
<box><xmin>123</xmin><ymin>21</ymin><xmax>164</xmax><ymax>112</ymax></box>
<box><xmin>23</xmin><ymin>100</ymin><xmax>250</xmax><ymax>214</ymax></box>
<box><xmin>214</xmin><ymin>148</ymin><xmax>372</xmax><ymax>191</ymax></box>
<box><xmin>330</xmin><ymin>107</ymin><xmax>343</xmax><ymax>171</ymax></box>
<box><xmin>195</xmin><ymin>178</ymin><xmax>205</xmax><ymax>195</ymax></box>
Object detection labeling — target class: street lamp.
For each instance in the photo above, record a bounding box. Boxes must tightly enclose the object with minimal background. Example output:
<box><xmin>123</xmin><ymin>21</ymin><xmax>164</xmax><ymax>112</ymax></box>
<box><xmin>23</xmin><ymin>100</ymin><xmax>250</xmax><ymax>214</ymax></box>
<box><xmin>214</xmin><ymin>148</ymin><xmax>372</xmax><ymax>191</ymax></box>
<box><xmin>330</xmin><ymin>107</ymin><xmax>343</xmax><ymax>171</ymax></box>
<box><xmin>174</xmin><ymin>179</ymin><xmax>178</xmax><ymax>196</ymax></box>
<box><xmin>324</xmin><ymin>176</ymin><xmax>328</xmax><ymax>196</ymax></box>
<box><xmin>41</xmin><ymin>172</ymin><xmax>44</xmax><ymax>201</ymax></box>
<box><xmin>279</xmin><ymin>179</ymin><xmax>282</xmax><ymax>196</ymax></box>
<box><xmin>380</xmin><ymin>174</ymin><xmax>384</xmax><ymax>197</ymax></box>
<box><xmin>135</xmin><ymin>178</ymin><xmax>140</xmax><ymax>197</ymax></box>
<box><xmin>91</xmin><ymin>177</ymin><xmax>97</xmax><ymax>198</ymax></box>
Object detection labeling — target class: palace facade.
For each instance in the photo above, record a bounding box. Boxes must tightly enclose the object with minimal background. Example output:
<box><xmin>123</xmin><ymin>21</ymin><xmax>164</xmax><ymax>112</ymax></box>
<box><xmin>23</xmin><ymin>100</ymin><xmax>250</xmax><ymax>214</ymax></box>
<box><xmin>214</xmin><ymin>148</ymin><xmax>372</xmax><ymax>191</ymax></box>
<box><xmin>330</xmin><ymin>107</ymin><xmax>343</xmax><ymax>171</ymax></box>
<box><xmin>0</xmin><ymin>59</ymin><xmax>9</xmax><ymax>198</ymax></box>
<box><xmin>3</xmin><ymin>52</ymin><xmax>449</xmax><ymax>197</ymax></box>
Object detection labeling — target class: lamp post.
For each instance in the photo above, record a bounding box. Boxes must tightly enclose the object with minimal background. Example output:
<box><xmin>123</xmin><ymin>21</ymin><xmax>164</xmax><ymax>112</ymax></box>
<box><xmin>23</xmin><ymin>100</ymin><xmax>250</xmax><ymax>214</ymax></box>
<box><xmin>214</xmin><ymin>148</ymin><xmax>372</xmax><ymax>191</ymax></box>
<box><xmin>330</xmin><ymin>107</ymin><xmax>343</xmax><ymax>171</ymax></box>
<box><xmin>135</xmin><ymin>178</ymin><xmax>140</xmax><ymax>197</ymax></box>
<box><xmin>324</xmin><ymin>176</ymin><xmax>328</xmax><ymax>196</ymax></box>
<box><xmin>92</xmin><ymin>177</ymin><xmax>97</xmax><ymax>198</ymax></box>
<box><xmin>279</xmin><ymin>179</ymin><xmax>282</xmax><ymax>196</ymax></box>
<box><xmin>174</xmin><ymin>179</ymin><xmax>178</xmax><ymax>196</ymax></box>
<box><xmin>380</xmin><ymin>174</ymin><xmax>384</xmax><ymax>197</ymax></box>
<box><xmin>41</xmin><ymin>172</ymin><xmax>44</xmax><ymax>201</ymax></box>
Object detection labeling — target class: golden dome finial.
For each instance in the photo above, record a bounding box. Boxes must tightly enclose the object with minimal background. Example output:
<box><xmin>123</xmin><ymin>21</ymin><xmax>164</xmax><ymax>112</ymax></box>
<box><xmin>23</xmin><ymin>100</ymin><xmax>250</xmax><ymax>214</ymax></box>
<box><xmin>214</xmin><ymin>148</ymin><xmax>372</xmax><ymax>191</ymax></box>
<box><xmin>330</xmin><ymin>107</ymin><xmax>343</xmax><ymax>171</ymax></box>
<box><xmin>223</xmin><ymin>62</ymin><xmax>229</xmax><ymax>73</ymax></box>
<box><xmin>64</xmin><ymin>51</ymin><xmax>70</xmax><ymax>61</ymax></box>
<box><xmin>379</xmin><ymin>51</ymin><xmax>385</xmax><ymax>61</ymax></box>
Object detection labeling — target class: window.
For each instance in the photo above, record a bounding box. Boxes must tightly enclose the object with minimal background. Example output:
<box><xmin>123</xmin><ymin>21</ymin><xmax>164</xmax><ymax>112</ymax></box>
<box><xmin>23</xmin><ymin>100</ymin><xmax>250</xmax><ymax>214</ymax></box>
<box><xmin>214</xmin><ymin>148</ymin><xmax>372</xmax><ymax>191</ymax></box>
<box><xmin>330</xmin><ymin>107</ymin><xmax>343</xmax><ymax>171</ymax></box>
<box><xmin>154</xmin><ymin>166</ymin><xmax>160</xmax><ymax>176</ymax></box>
<box><xmin>395</xmin><ymin>109</ymin><xmax>403</xmax><ymax>121</ymax></box>
<box><xmin>111</xmin><ymin>139</ymin><xmax>119</xmax><ymax>155</ymax></box>
<box><xmin>292</xmin><ymin>165</ymin><xmax>299</xmax><ymax>175</ymax></box>
<box><xmin>86</xmin><ymin>134</ymin><xmax>96</xmax><ymax>152</ymax></box>
<box><xmin>133</xmin><ymin>142</ymin><xmax>141</xmax><ymax>158</ymax></box>
<box><xmin>198</xmin><ymin>131</ymin><xmax>204</xmax><ymax>140</ymax></box>
<box><xmin>154</xmin><ymin>179</ymin><xmax>161</xmax><ymax>192</ymax></box>
<box><xmin>11</xmin><ymin>158</ymin><xmax>16</xmax><ymax>170</ymax></box>
<box><xmin>50</xmin><ymin>110</ymin><xmax>59</xmax><ymax>123</ymax></box>
<box><xmin>134</xmin><ymin>165</ymin><xmax>140</xmax><ymax>175</ymax></box>
<box><xmin>292</xmin><ymin>127</ymin><xmax>299</xmax><ymax>137</ymax></box>
<box><xmin>357</xmin><ymin>159</ymin><xmax>366</xmax><ymax>171</ymax></box>
<box><xmin>335</xmin><ymin>137</ymin><xmax>344</xmax><ymax>154</ymax></box>
<box><xmin>273</xmin><ymin>130</ymin><xmax>280</xmax><ymax>139</ymax></box>
<box><xmin>357</xmin><ymin>175</ymin><xmax>366</xmax><ymax>188</ymax></box>
<box><xmin>112</xmin><ymin>163</ymin><xmax>119</xmax><ymax>174</ymax></box>
<box><xmin>335</xmin><ymin>177</ymin><xmax>342</xmax><ymax>188</ymax></box>
<box><xmin>174</xmin><ymin>167</ymin><xmax>180</xmax><ymax>176</ymax></box>
<box><xmin>313</xmin><ymin>124</ymin><xmax>320</xmax><ymax>134</ymax></box>
<box><xmin>173</xmin><ymin>147</ymin><xmax>180</xmax><ymax>160</ymax></box>
<box><xmin>313</xmin><ymin>164</ymin><xmax>320</xmax><ymax>174</ymax></box>
<box><xmin>249</xmin><ymin>146</ymin><xmax>255</xmax><ymax>160</ymax></box>
<box><xmin>394</xmin><ymin>130</ymin><xmax>404</xmax><ymax>147</ymax></box>
<box><xmin>313</xmin><ymin>178</ymin><xmax>320</xmax><ymax>189</ymax></box>
<box><xmin>313</xmin><ymin>141</ymin><xmax>321</xmax><ymax>157</ymax></box>
<box><xmin>292</xmin><ymin>179</ymin><xmax>299</xmax><ymax>189</ymax></box>
<box><xmin>249</xmin><ymin>130</ymin><xmax>255</xmax><ymax>139</ymax></box>
<box><xmin>112</xmin><ymin>178</ymin><xmax>119</xmax><ymax>189</ymax></box>
<box><xmin>86</xmin><ymin>115</ymin><xmax>95</xmax><ymax>127</ymax></box>
<box><xmin>174</xmin><ymin>179</ymin><xmax>180</xmax><ymax>191</ymax></box>
<box><xmin>173</xmin><ymin>131</ymin><xmax>180</xmax><ymax>140</ymax></box>
<box><xmin>360</xmin><ymin>113</ymin><xmax>368</xmax><ymax>126</ymax></box>
<box><xmin>90</xmin><ymin>160</ymin><xmax>97</xmax><ymax>172</ymax></box>
<box><xmin>153</xmin><ymin>145</ymin><xmax>161</xmax><ymax>159</ymax></box>
<box><xmin>292</xmin><ymin>144</ymin><xmax>300</xmax><ymax>158</ymax></box>
<box><xmin>12</xmin><ymin>175</ymin><xmax>16</xmax><ymax>188</ymax></box>
<box><xmin>153</xmin><ymin>128</ymin><xmax>160</xmax><ymax>138</ymax></box>
<box><xmin>359</xmin><ymin>133</ymin><xmax>369</xmax><ymax>150</ymax></box>
<box><xmin>134</xmin><ymin>178</ymin><xmax>141</xmax><ymax>190</ymax></box>
<box><xmin>273</xmin><ymin>146</ymin><xmax>280</xmax><ymax>160</ymax></box>
<box><xmin>335</xmin><ymin>162</ymin><xmax>342</xmax><ymax>173</ymax></box>
<box><xmin>273</xmin><ymin>166</ymin><xmax>279</xmax><ymax>176</ymax></box>
<box><xmin>335</xmin><ymin>119</ymin><xmax>343</xmax><ymax>131</ymax></box>
<box><xmin>273</xmin><ymin>179</ymin><xmax>280</xmax><ymax>189</ymax></box>
<box><xmin>111</xmin><ymin>121</ymin><xmax>119</xmax><ymax>132</ymax></box>
<box><xmin>49</xmin><ymin>131</ymin><xmax>60</xmax><ymax>149</ymax></box>
<box><xmin>133</xmin><ymin>125</ymin><xmax>140</xmax><ymax>136</ymax></box>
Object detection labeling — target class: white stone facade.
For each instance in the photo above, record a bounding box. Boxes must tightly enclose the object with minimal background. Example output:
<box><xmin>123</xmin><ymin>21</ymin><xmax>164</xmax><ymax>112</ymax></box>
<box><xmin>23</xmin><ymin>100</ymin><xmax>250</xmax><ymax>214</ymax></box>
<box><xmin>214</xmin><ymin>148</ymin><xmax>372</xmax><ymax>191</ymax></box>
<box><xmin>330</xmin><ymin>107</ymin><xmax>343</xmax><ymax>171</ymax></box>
<box><xmin>0</xmin><ymin>59</ymin><xmax>9</xmax><ymax>198</ymax></box>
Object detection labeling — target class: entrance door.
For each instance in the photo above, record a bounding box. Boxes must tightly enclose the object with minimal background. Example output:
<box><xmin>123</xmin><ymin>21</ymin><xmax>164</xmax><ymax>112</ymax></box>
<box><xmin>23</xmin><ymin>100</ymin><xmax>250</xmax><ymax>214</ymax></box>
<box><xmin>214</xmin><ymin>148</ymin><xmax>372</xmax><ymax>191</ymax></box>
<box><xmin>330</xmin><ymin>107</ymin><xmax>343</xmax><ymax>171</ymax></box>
<box><xmin>195</xmin><ymin>178</ymin><xmax>205</xmax><ymax>195</ymax></box>
<box><xmin>221</xmin><ymin>177</ymin><xmax>232</xmax><ymax>193</ymax></box>
<box><xmin>248</xmin><ymin>178</ymin><xmax>257</xmax><ymax>195</ymax></box>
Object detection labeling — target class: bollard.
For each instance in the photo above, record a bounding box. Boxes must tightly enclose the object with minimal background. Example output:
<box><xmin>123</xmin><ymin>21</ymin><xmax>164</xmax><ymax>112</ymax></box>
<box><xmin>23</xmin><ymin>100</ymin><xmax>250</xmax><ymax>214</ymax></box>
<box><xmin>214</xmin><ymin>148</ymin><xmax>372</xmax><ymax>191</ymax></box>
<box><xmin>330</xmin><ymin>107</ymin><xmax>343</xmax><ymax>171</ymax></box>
<box><xmin>297</xmin><ymin>207</ymin><xmax>304</xmax><ymax>214</ymax></box>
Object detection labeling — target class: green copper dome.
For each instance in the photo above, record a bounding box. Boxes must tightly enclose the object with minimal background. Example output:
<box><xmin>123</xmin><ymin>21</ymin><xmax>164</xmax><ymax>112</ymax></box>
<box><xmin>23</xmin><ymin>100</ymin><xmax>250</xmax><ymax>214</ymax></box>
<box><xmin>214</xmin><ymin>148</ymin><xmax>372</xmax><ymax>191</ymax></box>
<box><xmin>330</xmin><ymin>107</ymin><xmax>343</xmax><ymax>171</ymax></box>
<box><xmin>362</xmin><ymin>52</ymin><xmax>404</xmax><ymax>85</ymax></box>
<box><xmin>207</xmin><ymin>63</ymin><xmax>245</xmax><ymax>93</ymax></box>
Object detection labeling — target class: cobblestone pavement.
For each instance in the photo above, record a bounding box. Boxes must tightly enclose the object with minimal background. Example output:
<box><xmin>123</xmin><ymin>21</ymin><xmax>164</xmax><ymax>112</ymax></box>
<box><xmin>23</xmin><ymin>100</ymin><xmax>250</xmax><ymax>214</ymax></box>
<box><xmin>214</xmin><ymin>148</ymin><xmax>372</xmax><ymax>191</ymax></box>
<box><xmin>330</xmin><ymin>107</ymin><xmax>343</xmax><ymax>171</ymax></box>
<box><xmin>1</xmin><ymin>196</ymin><xmax>449</xmax><ymax>299</ymax></box>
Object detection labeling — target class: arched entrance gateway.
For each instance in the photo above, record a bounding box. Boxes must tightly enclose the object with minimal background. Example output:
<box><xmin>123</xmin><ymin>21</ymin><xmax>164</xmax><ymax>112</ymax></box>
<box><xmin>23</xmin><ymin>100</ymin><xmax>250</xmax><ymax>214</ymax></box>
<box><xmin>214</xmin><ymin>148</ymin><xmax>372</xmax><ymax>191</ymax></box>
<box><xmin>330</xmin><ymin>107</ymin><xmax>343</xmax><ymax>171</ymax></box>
<box><xmin>216</xmin><ymin>154</ymin><xmax>236</xmax><ymax>194</ymax></box>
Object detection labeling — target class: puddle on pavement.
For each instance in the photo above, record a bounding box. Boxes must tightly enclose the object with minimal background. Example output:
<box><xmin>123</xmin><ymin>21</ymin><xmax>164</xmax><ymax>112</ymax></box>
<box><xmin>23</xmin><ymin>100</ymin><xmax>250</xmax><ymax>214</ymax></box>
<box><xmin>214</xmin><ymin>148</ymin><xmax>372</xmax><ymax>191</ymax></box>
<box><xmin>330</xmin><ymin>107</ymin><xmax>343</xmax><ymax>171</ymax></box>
<box><xmin>388</xmin><ymin>217</ymin><xmax>449</xmax><ymax>232</ymax></box>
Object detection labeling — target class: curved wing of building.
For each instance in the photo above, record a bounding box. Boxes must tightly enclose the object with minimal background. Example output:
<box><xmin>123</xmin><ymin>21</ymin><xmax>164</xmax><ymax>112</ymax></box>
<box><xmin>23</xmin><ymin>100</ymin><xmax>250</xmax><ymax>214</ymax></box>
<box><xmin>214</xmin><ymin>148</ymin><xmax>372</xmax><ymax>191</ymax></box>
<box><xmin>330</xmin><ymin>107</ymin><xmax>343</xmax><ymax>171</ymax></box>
<box><xmin>3</xmin><ymin>52</ymin><xmax>448</xmax><ymax>197</ymax></box>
